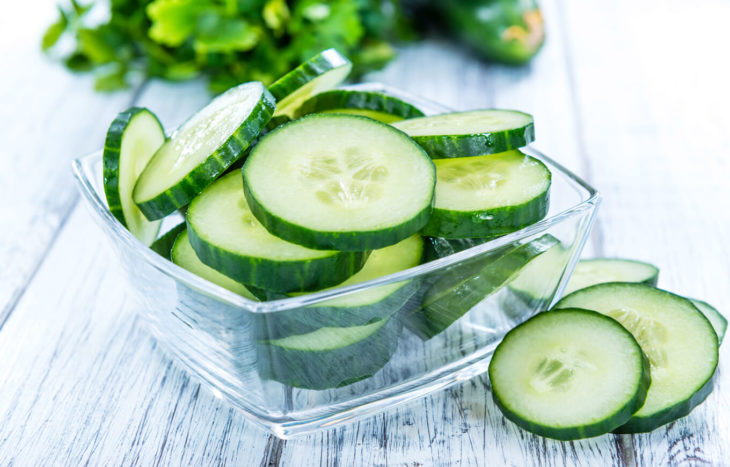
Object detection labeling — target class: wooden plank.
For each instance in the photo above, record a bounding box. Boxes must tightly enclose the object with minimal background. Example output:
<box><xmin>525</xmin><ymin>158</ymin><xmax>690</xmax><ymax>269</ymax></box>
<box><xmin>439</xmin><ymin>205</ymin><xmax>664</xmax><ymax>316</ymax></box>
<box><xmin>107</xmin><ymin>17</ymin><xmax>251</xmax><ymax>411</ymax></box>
<box><xmin>560</xmin><ymin>0</ymin><xmax>730</xmax><ymax>463</ymax></box>
<box><xmin>0</xmin><ymin>0</ymin><xmax>139</xmax><ymax>326</ymax></box>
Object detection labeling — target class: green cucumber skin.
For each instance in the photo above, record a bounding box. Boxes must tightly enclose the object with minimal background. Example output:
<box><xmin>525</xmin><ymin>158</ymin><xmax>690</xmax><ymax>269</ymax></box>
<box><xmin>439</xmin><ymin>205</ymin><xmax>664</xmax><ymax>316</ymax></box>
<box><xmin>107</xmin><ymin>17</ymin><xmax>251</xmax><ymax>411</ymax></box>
<box><xmin>103</xmin><ymin>107</ymin><xmax>164</xmax><ymax>227</ymax></box>
<box><xmin>258</xmin><ymin>316</ymin><xmax>402</xmax><ymax>389</ymax></box>
<box><xmin>186</xmin><ymin>223</ymin><xmax>368</xmax><ymax>293</ymax></box>
<box><xmin>294</xmin><ymin>90</ymin><xmax>425</xmax><ymax>120</ymax></box>
<box><xmin>268</xmin><ymin>49</ymin><xmax>351</xmax><ymax>107</ymax></box>
<box><xmin>411</xmin><ymin>120</ymin><xmax>535</xmax><ymax>159</ymax></box>
<box><xmin>490</xmin><ymin>309</ymin><xmax>651</xmax><ymax>441</ymax></box>
<box><xmin>149</xmin><ymin>222</ymin><xmax>186</xmax><ymax>258</ymax></box>
<box><xmin>422</xmin><ymin>186</ymin><xmax>550</xmax><ymax>238</ymax></box>
<box><xmin>409</xmin><ymin>234</ymin><xmax>558</xmax><ymax>339</ymax></box>
<box><xmin>134</xmin><ymin>88</ymin><xmax>276</xmax><ymax>220</ymax></box>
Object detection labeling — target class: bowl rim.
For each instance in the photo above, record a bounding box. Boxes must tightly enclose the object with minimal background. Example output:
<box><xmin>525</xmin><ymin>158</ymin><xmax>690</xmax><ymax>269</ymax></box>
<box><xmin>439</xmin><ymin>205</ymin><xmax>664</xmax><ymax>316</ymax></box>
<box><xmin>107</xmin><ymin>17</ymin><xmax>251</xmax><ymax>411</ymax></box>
<box><xmin>72</xmin><ymin>83</ymin><xmax>601</xmax><ymax>314</ymax></box>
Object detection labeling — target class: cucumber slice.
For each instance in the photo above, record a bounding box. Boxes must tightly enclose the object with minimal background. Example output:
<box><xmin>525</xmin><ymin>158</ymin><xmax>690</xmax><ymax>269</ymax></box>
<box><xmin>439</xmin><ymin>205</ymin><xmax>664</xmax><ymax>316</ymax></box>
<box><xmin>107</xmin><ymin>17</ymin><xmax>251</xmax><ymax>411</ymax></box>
<box><xmin>489</xmin><ymin>309</ymin><xmax>650</xmax><ymax>440</ymax></box>
<box><xmin>133</xmin><ymin>82</ymin><xmax>275</xmax><ymax>220</ymax></box>
<box><xmin>294</xmin><ymin>90</ymin><xmax>425</xmax><ymax>123</ymax></box>
<box><xmin>172</xmin><ymin>230</ymin><xmax>258</xmax><ymax>301</ymax></box>
<box><xmin>259</xmin><ymin>315</ymin><xmax>402</xmax><ymax>389</ymax></box>
<box><xmin>103</xmin><ymin>107</ymin><xmax>166</xmax><ymax>245</ymax></box>
<box><xmin>564</xmin><ymin>258</ymin><xmax>659</xmax><ymax>296</ymax></box>
<box><xmin>187</xmin><ymin>172</ymin><xmax>367</xmax><ymax>293</ymax></box>
<box><xmin>556</xmin><ymin>283</ymin><xmax>719</xmax><ymax>433</ymax></box>
<box><xmin>423</xmin><ymin>237</ymin><xmax>493</xmax><ymax>262</ymax></box>
<box><xmin>508</xmin><ymin>242</ymin><xmax>569</xmax><ymax>304</ymax></box>
<box><xmin>422</xmin><ymin>151</ymin><xmax>551</xmax><ymax>238</ymax></box>
<box><xmin>409</xmin><ymin>234</ymin><xmax>559</xmax><ymax>339</ymax></box>
<box><xmin>268</xmin><ymin>48</ymin><xmax>352</xmax><ymax>118</ymax></box>
<box><xmin>690</xmin><ymin>299</ymin><xmax>727</xmax><ymax>343</ymax></box>
<box><xmin>149</xmin><ymin>222</ymin><xmax>186</xmax><ymax>258</ymax></box>
<box><xmin>243</xmin><ymin>114</ymin><xmax>436</xmax><ymax>251</ymax></box>
<box><xmin>391</xmin><ymin>110</ymin><xmax>535</xmax><ymax>159</ymax></box>
<box><xmin>258</xmin><ymin>235</ymin><xmax>424</xmax><ymax>337</ymax></box>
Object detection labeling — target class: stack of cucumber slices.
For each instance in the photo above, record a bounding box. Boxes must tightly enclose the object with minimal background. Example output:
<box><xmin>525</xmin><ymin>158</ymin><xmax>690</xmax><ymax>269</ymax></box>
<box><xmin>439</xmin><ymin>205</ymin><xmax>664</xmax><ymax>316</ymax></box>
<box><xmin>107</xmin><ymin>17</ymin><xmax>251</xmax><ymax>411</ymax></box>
<box><xmin>101</xmin><ymin>48</ymin><xmax>723</xmax><ymax>430</ymax></box>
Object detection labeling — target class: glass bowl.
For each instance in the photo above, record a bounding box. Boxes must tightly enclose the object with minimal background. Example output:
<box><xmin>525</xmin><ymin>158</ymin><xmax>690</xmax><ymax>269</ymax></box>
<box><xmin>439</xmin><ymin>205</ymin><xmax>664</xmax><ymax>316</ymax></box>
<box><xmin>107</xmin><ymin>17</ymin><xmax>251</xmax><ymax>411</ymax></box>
<box><xmin>72</xmin><ymin>84</ymin><xmax>600</xmax><ymax>438</ymax></box>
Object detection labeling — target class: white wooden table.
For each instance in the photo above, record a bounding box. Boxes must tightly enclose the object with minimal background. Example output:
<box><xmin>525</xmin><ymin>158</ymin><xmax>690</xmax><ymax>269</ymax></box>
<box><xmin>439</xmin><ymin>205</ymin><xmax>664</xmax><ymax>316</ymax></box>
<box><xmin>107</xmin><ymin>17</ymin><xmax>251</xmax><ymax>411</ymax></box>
<box><xmin>2</xmin><ymin>0</ymin><xmax>729</xmax><ymax>464</ymax></box>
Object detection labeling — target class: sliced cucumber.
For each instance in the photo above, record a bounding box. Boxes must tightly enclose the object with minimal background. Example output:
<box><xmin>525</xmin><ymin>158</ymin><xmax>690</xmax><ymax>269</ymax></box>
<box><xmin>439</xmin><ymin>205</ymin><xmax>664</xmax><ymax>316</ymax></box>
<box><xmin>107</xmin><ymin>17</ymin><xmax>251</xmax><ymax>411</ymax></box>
<box><xmin>489</xmin><ymin>309</ymin><xmax>650</xmax><ymax>440</ymax></box>
<box><xmin>172</xmin><ymin>230</ymin><xmax>258</xmax><ymax>301</ymax></box>
<box><xmin>423</xmin><ymin>237</ymin><xmax>493</xmax><ymax>262</ymax></box>
<box><xmin>187</xmin><ymin>172</ymin><xmax>367</xmax><ymax>293</ymax></box>
<box><xmin>268</xmin><ymin>48</ymin><xmax>352</xmax><ymax>118</ymax></box>
<box><xmin>149</xmin><ymin>222</ymin><xmax>186</xmax><ymax>258</ymax></box>
<box><xmin>258</xmin><ymin>315</ymin><xmax>402</xmax><ymax>389</ymax></box>
<box><xmin>391</xmin><ymin>109</ymin><xmax>534</xmax><ymax>159</ymax></box>
<box><xmin>294</xmin><ymin>90</ymin><xmax>425</xmax><ymax>123</ymax></box>
<box><xmin>690</xmin><ymin>299</ymin><xmax>727</xmax><ymax>343</ymax></box>
<box><xmin>556</xmin><ymin>283</ymin><xmax>719</xmax><ymax>433</ymax></box>
<box><xmin>409</xmin><ymin>234</ymin><xmax>559</xmax><ymax>339</ymax></box>
<box><xmin>243</xmin><ymin>114</ymin><xmax>436</xmax><ymax>251</ymax></box>
<box><xmin>133</xmin><ymin>82</ymin><xmax>275</xmax><ymax>220</ymax></box>
<box><xmin>422</xmin><ymin>151</ymin><xmax>551</xmax><ymax>238</ymax></box>
<box><xmin>564</xmin><ymin>258</ymin><xmax>659</xmax><ymax>296</ymax></box>
<box><xmin>508</xmin><ymin>242</ymin><xmax>569</xmax><ymax>304</ymax></box>
<box><xmin>103</xmin><ymin>107</ymin><xmax>166</xmax><ymax>245</ymax></box>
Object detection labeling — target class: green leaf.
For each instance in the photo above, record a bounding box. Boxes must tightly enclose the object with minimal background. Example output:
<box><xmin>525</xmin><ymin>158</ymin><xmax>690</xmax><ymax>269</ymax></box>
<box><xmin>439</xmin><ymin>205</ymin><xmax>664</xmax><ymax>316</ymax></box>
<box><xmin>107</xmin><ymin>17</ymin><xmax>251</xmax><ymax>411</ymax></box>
<box><xmin>147</xmin><ymin>0</ymin><xmax>213</xmax><ymax>47</ymax></box>
<box><xmin>262</xmin><ymin>0</ymin><xmax>290</xmax><ymax>35</ymax></box>
<box><xmin>94</xmin><ymin>66</ymin><xmax>128</xmax><ymax>91</ymax></box>
<box><xmin>78</xmin><ymin>27</ymin><xmax>119</xmax><ymax>63</ymax></box>
<box><xmin>41</xmin><ymin>9</ymin><xmax>68</xmax><ymax>51</ymax></box>
<box><xmin>64</xmin><ymin>52</ymin><xmax>94</xmax><ymax>72</ymax></box>
<box><xmin>70</xmin><ymin>0</ymin><xmax>93</xmax><ymax>16</ymax></box>
<box><xmin>194</xmin><ymin>14</ymin><xmax>260</xmax><ymax>53</ymax></box>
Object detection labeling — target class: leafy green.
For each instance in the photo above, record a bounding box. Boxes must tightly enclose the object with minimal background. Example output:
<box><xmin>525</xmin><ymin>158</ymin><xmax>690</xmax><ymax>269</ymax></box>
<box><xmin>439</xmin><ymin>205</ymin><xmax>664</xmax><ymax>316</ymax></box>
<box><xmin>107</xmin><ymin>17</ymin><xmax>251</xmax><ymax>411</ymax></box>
<box><xmin>42</xmin><ymin>0</ymin><xmax>413</xmax><ymax>92</ymax></box>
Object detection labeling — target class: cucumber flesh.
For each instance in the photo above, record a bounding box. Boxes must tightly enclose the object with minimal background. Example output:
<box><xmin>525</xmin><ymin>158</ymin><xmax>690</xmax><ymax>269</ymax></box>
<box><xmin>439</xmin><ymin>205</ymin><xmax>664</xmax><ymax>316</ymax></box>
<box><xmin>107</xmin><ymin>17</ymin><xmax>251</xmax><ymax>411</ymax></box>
<box><xmin>103</xmin><ymin>107</ymin><xmax>165</xmax><ymax>245</ymax></box>
<box><xmin>489</xmin><ymin>309</ymin><xmax>650</xmax><ymax>440</ymax></box>
<box><xmin>564</xmin><ymin>258</ymin><xmax>659</xmax><ymax>296</ymax></box>
<box><xmin>149</xmin><ymin>222</ymin><xmax>186</xmax><ymax>258</ymax></box>
<box><xmin>556</xmin><ymin>283</ymin><xmax>719</xmax><ymax>433</ymax></box>
<box><xmin>508</xmin><ymin>242</ymin><xmax>569</xmax><ymax>303</ymax></box>
<box><xmin>133</xmin><ymin>82</ymin><xmax>275</xmax><ymax>219</ymax></box>
<box><xmin>269</xmin><ymin>48</ymin><xmax>352</xmax><ymax>118</ymax></box>
<box><xmin>172</xmin><ymin>230</ymin><xmax>258</xmax><ymax>301</ymax></box>
<box><xmin>243</xmin><ymin>114</ymin><xmax>435</xmax><ymax>251</ymax></box>
<box><xmin>392</xmin><ymin>109</ymin><xmax>535</xmax><ymax>159</ymax></box>
<box><xmin>422</xmin><ymin>151</ymin><xmax>551</xmax><ymax>238</ymax></box>
<box><xmin>294</xmin><ymin>90</ymin><xmax>425</xmax><ymax>123</ymax></box>
<box><xmin>187</xmin><ymin>172</ymin><xmax>367</xmax><ymax>293</ymax></box>
<box><xmin>690</xmin><ymin>299</ymin><xmax>727</xmax><ymax>343</ymax></box>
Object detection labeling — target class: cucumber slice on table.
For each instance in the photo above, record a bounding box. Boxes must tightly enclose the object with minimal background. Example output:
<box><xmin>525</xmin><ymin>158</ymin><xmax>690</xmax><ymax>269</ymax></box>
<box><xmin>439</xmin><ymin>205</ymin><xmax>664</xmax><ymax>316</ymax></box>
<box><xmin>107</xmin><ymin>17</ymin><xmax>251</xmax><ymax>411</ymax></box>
<box><xmin>690</xmin><ymin>299</ymin><xmax>727</xmax><ymax>343</ymax></box>
<box><xmin>422</xmin><ymin>151</ymin><xmax>551</xmax><ymax>238</ymax></box>
<box><xmin>187</xmin><ymin>172</ymin><xmax>367</xmax><ymax>293</ymax></box>
<box><xmin>564</xmin><ymin>258</ymin><xmax>659</xmax><ymax>296</ymax></box>
<box><xmin>133</xmin><ymin>82</ymin><xmax>275</xmax><ymax>220</ymax></box>
<box><xmin>269</xmin><ymin>48</ymin><xmax>352</xmax><ymax>118</ymax></box>
<box><xmin>259</xmin><ymin>314</ymin><xmax>402</xmax><ymax>389</ymax></box>
<box><xmin>392</xmin><ymin>110</ymin><xmax>534</xmax><ymax>159</ymax></box>
<box><xmin>294</xmin><ymin>90</ymin><xmax>425</xmax><ymax>123</ymax></box>
<box><xmin>409</xmin><ymin>234</ymin><xmax>559</xmax><ymax>339</ymax></box>
<box><xmin>149</xmin><ymin>222</ymin><xmax>186</xmax><ymax>258</ymax></box>
<box><xmin>556</xmin><ymin>283</ymin><xmax>719</xmax><ymax>433</ymax></box>
<box><xmin>489</xmin><ymin>309</ymin><xmax>650</xmax><ymax>440</ymax></box>
<box><xmin>243</xmin><ymin>114</ymin><xmax>436</xmax><ymax>251</ymax></box>
<box><xmin>172</xmin><ymin>230</ymin><xmax>258</xmax><ymax>301</ymax></box>
<box><xmin>103</xmin><ymin>107</ymin><xmax>166</xmax><ymax>245</ymax></box>
<box><xmin>258</xmin><ymin>235</ymin><xmax>424</xmax><ymax>337</ymax></box>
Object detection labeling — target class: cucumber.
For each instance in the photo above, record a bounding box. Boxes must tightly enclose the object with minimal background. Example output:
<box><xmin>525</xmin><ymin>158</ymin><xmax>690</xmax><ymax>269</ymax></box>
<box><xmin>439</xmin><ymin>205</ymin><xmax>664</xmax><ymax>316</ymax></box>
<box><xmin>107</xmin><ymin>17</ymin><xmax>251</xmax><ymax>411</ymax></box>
<box><xmin>171</xmin><ymin>230</ymin><xmax>258</xmax><ymax>301</ymax></box>
<box><xmin>243</xmin><ymin>114</ymin><xmax>436</xmax><ymax>251</ymax></box>
<box><xmin>489</xmin><ymin>309</ymin><xmax>650</xmax><ymax>440</ymax></box>
<box><xmin>257</xmin><ymin>235</ymin><xmax>424</xmax><ymax>337</ymax></box>
<box><xmin>187</xmin><ymin>172</ymin><xmax>368</xmax><ymax>293</ymax></box>
<box><xmin>408</xmin><ymin>234</ymin><xmax>559</xmax><ymax>339</ymax></box>
<box><xmin>421</xmin><ymin>151</ymin><xmax>551</xmax><ymax>238</ymax></box>
<box><xmin>258</xmin><ymin>314</ymin><xmax>402</xmax><ymax>389</ymax></box>
<box><xmin>133</xmin><ymin>82</ymin><xmax>275</xmax><ymax>220</ymax></box>
<box><xmin>423</xmin><ymin>237</ymin><xmax>493</xmax><ymax>262</ymax></box>
<box><xmin>391</xmin><ymin>110</ymin><xmax>534</xmax><ymax>159</ymax></box>
<box><xmin>564</xmin><ymin>258</ymin><xmax>659</xmax><ymax>296</ymax></box>
<box><xmin>294</xmin><ymin>90</ymin><xmax>425</xmax><ymax>123</ymax></box>
<box><xmin>508</xmin><ymin>242</ymin><xmax>569</xmax><ymax>304</ymax></box>
<box><xmin>103</xmin><ymin>107</ymin><xmax>166</xmax><ymax>245</ymax></box>
<box><xmin>149</xmin><ymin>222</ymin><xmax>186</xmax><ymax>258</ymax></box>
<box><xmin>556</xmin><ymin>283</ymin><xmax>719</xmax><ymax>433</ymax></box>
<box><xmin>268</xmin><ymin>48</ymin><xmax>352</xmax><ymax>118</ymax></box>
<box><xmin>690</xmin><ymin>299</ymin><xmax>727</xmax><ymax>343</ymax></box>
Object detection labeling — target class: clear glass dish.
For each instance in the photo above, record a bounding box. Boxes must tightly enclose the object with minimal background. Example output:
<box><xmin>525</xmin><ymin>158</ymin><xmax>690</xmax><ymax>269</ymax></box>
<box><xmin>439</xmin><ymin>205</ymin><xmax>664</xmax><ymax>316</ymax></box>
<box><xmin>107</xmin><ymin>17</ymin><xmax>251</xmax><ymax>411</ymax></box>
<box><xmin>72</xmin><ymin>83</ymin><xmax>600</xmax><ymax>438</ymax></box>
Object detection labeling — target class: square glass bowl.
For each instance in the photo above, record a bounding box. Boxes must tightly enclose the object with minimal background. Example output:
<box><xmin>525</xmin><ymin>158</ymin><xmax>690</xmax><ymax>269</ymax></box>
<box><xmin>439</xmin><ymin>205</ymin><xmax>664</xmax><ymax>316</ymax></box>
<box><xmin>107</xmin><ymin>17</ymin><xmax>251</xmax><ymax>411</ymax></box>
<box><xmin>72</xmin><ymin>84</ymin><xmax>600</xmax><ymax>438</ymax></box>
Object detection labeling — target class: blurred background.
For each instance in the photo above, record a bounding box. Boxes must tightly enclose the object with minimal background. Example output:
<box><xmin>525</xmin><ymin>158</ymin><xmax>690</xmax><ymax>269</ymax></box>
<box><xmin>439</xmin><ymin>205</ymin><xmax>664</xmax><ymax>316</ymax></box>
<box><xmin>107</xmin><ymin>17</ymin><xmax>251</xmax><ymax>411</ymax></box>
<box><xmin>1</xmin><ymin>0</ymin><xmax>729</xmax><ymax>464</ymax></box>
